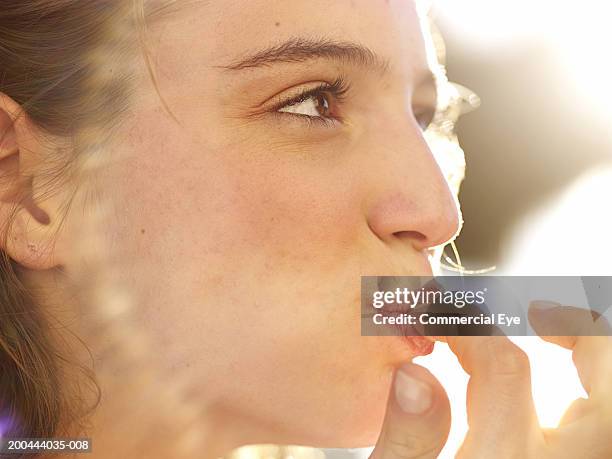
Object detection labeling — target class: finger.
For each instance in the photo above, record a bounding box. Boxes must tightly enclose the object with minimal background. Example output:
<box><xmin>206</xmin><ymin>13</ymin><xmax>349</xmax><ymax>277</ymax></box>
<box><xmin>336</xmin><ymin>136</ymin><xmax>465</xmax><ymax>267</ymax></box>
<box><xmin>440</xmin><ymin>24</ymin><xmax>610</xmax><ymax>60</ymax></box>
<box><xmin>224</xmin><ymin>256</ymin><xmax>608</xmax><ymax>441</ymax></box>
<box><xmin>444</xmin><ymin>336</ymin><xmax>544</xmax><ymax>458</ymax></box>
<box><xmin>370</xmin><ymin>363</ymin><xmax>451</xmax><ymax>459</ymax></box>
<box><xmin>528</xmin><ymin>301</ymin><xmax>611</xmax><ymax>343</ymax></box>
<box><xmin>545</xmin><ymin>406</ymin><xmax>612</xmax><ymax>459</ymax></box>
<box><xmin>529</xmin><ymin>302</ymin><xmax>612</xmax><ymax>400</ymax></box>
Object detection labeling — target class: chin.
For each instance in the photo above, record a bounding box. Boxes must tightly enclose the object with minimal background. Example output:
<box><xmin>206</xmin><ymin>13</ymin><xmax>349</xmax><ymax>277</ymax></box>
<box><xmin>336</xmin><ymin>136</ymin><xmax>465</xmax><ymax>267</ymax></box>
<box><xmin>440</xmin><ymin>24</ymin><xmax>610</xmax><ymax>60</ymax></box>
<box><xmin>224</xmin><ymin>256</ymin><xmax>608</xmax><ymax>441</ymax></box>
<box><xmin>309</xmin><ymin>394</ymin><xmax>388</xmax><ymax>449</ymax></box>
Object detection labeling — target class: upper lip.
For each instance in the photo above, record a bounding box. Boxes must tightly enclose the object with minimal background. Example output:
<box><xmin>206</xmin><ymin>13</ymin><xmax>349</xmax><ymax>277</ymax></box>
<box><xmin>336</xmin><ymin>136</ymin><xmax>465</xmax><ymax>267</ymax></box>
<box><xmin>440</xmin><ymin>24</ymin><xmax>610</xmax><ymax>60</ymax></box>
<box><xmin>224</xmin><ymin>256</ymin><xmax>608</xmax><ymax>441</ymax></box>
<box><xmin>360</xmin><ymin>252</ymin><xmax>435</xmax><ymax>333</ymax></box>
<box><xmin>361</xmin><ymin>271</ymin><xmax>442</xmax><ymax>338</ymax></box>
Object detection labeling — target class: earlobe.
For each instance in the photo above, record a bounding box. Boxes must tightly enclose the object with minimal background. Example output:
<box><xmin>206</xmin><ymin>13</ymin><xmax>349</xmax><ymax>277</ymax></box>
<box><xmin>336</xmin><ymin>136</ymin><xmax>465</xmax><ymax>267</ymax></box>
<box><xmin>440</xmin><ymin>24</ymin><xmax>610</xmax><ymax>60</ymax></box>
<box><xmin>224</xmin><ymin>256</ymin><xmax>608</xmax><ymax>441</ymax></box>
<box><xmin>2</xmin><ymin>207</ymin><xmax>59</xmax><ymax>270</ymax></box>
<box><xmin>0</xmin><ymin>93</ymin><xmax>63</xmax><ymax>271</ymax></box>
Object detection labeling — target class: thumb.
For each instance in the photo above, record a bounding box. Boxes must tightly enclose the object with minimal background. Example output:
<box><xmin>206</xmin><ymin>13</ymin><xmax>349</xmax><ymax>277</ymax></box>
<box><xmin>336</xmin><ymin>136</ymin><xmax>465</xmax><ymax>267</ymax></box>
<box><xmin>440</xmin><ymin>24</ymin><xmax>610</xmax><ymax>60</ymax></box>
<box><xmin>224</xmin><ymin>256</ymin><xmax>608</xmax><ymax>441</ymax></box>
<box><xmin>370</xmin><ymin>363</ymin><xmax>451</xmax><ymax>459</ymax></box>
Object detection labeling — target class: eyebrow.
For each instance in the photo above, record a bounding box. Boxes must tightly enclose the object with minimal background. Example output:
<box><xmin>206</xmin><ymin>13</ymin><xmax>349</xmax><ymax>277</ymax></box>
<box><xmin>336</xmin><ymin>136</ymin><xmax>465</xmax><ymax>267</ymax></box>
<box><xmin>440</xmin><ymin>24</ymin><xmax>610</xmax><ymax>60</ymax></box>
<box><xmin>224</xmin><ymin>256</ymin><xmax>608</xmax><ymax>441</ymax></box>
<box><xmin>218</xmin><ymin>37</ymin><xmax>390</xmax><ymax>74</ymax></box>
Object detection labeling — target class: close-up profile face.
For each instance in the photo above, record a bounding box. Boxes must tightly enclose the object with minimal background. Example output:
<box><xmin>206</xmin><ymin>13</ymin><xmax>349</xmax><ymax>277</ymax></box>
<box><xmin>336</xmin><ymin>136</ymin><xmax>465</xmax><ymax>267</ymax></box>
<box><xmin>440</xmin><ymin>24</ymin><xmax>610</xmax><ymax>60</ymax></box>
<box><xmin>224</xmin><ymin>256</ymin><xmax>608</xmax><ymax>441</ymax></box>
<box><xmin>1</xmin><ymin>0</ymin><xmax>461</xmax><ymax>454</ymax></box>
<box><xmin>56</xmin><ymin>0</ymin><xmax>456</xmax><ymax>447</ymax></box>
<box><xmin>4</xmin><ymin>1</ymin><xmax>612</xmax><ymax>459</ymax></box>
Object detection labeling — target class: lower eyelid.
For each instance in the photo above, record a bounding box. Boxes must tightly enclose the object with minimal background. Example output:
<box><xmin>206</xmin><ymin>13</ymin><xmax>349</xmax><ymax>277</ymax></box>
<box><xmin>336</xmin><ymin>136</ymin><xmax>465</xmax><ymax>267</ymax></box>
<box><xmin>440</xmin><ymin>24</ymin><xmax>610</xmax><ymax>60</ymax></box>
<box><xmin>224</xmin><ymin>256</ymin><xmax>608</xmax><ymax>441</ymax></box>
<box><xmin>272</xmin><ymin>110</ymin><xmax>341</xmax><ymax>129</ymax></box>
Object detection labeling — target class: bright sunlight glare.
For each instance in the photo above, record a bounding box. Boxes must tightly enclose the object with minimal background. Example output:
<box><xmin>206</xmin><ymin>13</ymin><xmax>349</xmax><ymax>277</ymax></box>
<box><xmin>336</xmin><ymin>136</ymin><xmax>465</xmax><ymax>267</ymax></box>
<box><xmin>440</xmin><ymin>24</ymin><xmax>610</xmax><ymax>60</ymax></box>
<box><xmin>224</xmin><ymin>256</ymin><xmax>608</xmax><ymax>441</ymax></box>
<box><xmin>433</xmin><ymin>0</ymin><xmax>612</xmax><ymax>117</ymax></box>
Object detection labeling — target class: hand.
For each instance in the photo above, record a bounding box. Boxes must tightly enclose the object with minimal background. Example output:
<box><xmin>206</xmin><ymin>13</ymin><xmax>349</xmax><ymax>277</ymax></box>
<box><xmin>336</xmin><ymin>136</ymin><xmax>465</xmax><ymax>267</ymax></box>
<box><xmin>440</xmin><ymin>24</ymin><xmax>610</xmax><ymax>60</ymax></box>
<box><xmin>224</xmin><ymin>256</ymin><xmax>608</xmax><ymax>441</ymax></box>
<box><xmin>370</xmin><ymin>303</ymin><xmax>612</xmax><ymax>459</ymax></box>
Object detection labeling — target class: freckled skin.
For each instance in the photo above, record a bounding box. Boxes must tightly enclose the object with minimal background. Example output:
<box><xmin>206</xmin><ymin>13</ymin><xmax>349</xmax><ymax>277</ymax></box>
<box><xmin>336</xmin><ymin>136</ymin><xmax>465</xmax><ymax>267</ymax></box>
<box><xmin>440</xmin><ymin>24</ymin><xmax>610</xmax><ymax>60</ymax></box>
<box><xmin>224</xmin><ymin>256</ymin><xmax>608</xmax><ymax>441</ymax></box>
<box><xmin>54</xmin><ymin>0</ymin><xmax>459</xmax><ymax>449</ymax></box>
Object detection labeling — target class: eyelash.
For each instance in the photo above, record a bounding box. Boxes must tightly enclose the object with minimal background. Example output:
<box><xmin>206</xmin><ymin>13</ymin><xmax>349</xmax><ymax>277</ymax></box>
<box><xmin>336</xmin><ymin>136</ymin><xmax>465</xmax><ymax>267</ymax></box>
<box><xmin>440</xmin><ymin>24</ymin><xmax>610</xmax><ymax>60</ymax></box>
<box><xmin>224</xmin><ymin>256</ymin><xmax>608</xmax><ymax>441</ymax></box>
<box><xmin>269</xmin><ymin>77</ymin><xmax>438</xmax><ymax>133</ymax></box>
<box><xmin>272</xmin><ymin>76</ymin><xmax>350</xmax><ymax>128</ymax></box>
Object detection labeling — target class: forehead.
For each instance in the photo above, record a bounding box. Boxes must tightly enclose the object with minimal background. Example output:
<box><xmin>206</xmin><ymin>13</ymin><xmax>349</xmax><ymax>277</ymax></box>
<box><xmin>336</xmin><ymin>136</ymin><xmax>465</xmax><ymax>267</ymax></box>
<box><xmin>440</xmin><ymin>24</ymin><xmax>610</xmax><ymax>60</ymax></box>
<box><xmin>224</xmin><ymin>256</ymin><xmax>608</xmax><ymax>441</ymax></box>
<box><xmin>146</xmin><ymin>0</ymin><xmax>430</xmax><ymax>75</ymax></box>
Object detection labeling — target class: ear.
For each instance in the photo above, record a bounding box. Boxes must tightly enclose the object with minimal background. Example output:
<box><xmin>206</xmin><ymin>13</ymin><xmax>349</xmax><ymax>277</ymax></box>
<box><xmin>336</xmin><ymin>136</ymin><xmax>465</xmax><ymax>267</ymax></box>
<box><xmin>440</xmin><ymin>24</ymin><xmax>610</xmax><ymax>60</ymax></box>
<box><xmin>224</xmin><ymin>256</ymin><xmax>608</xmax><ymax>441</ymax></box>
<box><xmin>0</xmin><ymin>93</ymin><xmax>65</xmax><ymax>270</ymax></box>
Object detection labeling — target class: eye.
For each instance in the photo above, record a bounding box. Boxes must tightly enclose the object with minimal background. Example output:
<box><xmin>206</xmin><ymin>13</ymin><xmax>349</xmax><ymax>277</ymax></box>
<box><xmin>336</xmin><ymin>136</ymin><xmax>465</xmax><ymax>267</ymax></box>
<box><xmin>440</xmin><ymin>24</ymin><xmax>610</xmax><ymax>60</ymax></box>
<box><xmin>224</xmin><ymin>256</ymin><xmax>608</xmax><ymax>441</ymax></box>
<box><xmin>278</xmin><ymin>92</ymin><xmax>332</xmax><ymax>118</ymax></box>
<box><xmin>273</xmin><ymin>77</ymin><xmax>350</xmax><ymax>126</ymax></box>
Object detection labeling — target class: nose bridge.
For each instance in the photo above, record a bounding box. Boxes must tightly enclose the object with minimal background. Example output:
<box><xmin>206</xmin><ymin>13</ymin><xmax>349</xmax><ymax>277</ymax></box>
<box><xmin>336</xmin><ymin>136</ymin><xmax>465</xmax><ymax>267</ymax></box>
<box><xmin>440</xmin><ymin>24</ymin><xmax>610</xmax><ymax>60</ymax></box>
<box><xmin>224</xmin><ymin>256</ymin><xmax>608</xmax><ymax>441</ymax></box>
<box><xmin>365</xmin><ymin>115</ymin><xmax>461</xmax><ymax>250</ymax></box>
<box><xmin>386</xmin><ymin>121</ymin><xmax>446</xmax><ymax>196</ymax></box>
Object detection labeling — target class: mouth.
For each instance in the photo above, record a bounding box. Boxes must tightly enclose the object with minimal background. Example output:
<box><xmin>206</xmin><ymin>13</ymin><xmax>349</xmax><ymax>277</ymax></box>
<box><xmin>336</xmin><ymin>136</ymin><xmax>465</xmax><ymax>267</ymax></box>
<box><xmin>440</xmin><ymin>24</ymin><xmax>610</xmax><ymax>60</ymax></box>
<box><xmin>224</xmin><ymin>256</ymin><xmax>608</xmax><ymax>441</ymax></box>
<box><xmin>400</xmin><ymin>335</ymin><xmax>435</xmax><ymax>356</ymax></box>
<box><xmin>361</xmin><ymin>275</ymin><xmax>439</xmax><ymax>357</ymax></box>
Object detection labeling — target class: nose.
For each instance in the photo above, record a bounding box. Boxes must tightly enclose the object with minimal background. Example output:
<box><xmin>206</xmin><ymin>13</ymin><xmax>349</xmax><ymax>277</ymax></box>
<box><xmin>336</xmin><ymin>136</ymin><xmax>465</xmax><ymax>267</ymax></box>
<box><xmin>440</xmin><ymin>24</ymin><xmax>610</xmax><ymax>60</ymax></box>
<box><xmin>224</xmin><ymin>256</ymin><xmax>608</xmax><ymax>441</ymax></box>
<box><xmin>365</xmin><ymin>118</ymin><xmax>461</xmax><ymax>252</ymax></box>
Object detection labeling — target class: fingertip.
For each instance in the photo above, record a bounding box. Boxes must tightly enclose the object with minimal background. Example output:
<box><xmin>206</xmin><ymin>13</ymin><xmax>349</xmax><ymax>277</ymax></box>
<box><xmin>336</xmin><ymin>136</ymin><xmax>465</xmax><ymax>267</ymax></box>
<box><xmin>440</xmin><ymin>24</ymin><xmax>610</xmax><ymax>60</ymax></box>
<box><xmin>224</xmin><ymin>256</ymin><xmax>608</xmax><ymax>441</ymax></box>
<box><xmin>393</xmin><ymin>363</ymin><xmax>450</xmax><ymax>417</ymax></box>
<box><xmin>394</xmin><ymin>366</ymin><xmax>433</xmax><ymax>415</ymax></box>
<box><xmin>371</xmin><ymin>363</ymin><xmax>451</xmax><ymax>459</ymax></box>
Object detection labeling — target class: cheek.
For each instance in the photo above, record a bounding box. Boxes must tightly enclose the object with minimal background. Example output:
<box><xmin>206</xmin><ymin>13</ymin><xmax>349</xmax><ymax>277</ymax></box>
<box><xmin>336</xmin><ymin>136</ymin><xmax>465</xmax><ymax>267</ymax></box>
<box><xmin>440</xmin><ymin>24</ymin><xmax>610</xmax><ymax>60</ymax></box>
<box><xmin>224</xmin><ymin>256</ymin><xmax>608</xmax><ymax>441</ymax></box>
<box><xmin>93</xmin><ymin>120</ymin><xmax>404</xmax><ymax>444</ymax></box>
<box><xmin>190</xmin><ymin>146</ymin><xmax>366</xmax><ymax>273</ymax></box>
<box><xmin>233</xmin><ymin>165</ymin><xmax>355</xmax><ymax>245</ymax></box>
<box><xmin>105</xmin><ymin>133</ymin><xmax>369</xmax><ymax>341</ymax></box>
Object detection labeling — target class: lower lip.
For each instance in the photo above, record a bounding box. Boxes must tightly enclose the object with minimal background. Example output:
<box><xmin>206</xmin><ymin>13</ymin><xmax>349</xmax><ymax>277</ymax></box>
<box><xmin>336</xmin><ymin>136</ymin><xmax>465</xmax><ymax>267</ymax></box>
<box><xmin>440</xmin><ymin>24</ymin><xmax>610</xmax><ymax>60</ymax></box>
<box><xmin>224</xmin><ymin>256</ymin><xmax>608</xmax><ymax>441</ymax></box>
<box><xmin>364</xmin><ymin>310</ymin><xmax>435</xmax><ymax>356</ymax></box>
<box><xmin>400</xmin><ymin>335</ymin><xmax>435</xmax><ymax>356</ymax></box>
<box><xmin>388</xmin><ymin>316</ymin><xmax>435</xmax><ymax>356</ymax></box>
<box><xmin>372</xmin><ymin>275</ymin><xmax>437</xmax><ymax>357</ymax></box>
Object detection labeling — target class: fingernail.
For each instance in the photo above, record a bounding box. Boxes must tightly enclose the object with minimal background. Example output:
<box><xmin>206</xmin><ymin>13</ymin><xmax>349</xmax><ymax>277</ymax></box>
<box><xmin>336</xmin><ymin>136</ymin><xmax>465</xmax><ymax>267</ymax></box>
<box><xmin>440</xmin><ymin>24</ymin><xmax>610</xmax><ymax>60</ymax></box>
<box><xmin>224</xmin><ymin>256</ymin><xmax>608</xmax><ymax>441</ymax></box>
<box><xmin>531</xmin><ymin>300</ymin><xmax>561</xmax><ymax>311</ymax></box>
<box><xmin>394</xmin><ymin>367</ymin><xmax>432</xmax><ymax>414</ymax></box>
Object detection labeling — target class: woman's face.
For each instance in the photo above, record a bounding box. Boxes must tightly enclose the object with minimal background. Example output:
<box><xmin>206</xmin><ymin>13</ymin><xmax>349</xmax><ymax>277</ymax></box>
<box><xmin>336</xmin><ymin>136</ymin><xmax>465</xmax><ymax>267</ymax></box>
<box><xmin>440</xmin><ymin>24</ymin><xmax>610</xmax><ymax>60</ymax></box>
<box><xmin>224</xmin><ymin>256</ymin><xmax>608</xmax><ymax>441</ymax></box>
<box><xmin>58</xmin><ymin>0</ymin><xmax>460</xmax><ymax>448</ymax></box>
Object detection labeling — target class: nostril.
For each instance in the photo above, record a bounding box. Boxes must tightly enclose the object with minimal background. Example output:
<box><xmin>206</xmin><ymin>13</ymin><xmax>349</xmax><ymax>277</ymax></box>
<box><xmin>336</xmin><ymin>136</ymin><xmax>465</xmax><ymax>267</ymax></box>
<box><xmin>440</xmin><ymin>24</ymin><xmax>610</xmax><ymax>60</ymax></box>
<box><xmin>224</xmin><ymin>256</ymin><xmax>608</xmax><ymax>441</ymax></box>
<box><xmin>393</xmin><ymin>230</ymin><xmax>426</xmax><ymax>242</ymax></box>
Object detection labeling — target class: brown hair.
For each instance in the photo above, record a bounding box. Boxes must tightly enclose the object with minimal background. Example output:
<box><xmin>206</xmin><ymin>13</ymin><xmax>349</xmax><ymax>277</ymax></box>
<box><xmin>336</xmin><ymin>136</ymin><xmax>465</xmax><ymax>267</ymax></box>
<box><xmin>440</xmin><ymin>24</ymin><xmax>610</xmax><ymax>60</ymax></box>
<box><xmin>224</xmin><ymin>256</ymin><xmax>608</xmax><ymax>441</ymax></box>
<box><xmin>0</xmin><ymin>0</ymin><xmax>150</xmax><ymax>448</ymax></box>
